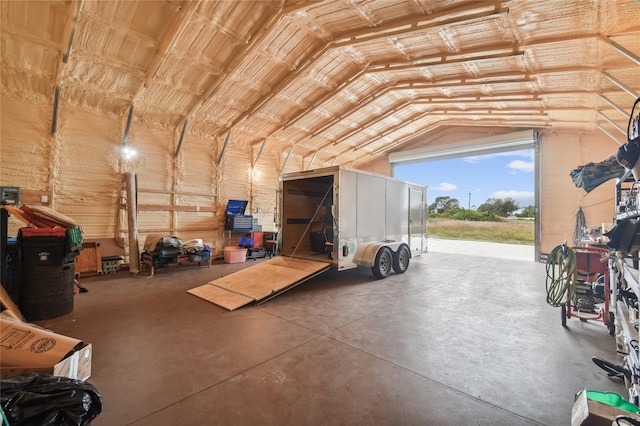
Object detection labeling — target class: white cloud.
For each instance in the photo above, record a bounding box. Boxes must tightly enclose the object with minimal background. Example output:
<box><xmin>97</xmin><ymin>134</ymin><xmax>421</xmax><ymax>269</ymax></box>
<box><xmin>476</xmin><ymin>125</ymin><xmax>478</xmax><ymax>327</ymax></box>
<box><xmin>462</xmin><ymin>156</ymin><xmax>482</xmax><ymax>163</ymax></box>
<box><xmin>433</xmin><ymin>182</ymin><xmax>457</xmax><ymax>191</ymax></box>
<box><xmin>492</xmin><ymin>190</ymin><xmax>534</xmax><ymax>200</ymax></box>
<box><xmin>507</xmin><ymin>160</ymin><xmax>534</xmax><ymax>172</ymax></box>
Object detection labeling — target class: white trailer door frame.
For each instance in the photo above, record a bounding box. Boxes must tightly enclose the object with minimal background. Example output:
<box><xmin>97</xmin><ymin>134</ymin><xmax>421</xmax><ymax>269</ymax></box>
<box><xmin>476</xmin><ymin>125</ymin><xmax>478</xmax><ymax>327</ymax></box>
<box><xmin>409</xmin><ymin>187</ymin><xmax>425</xmax><ymax>254</ymax></box>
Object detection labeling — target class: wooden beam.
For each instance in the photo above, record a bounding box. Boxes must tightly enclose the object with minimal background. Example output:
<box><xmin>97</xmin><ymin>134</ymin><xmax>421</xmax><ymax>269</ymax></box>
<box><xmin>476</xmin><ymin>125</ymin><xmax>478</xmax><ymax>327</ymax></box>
<box><xmin>138</xmin><ymin>227</ymin><xmax>219</xmax><ymax>234</ymax></box>
<box><xmin>138</xmin><ymin>204</ymin><xmax>216</xmax><ymax>212</ymax></box>
<box><xmin>17</xmin><ymin>190</ymin><xmax>52</xmax><ymax>206</ymax></box>
<box><xmin>137</xmin><ymin>188</ymin><xmax>215</xmax><ymax>198</ymax></box>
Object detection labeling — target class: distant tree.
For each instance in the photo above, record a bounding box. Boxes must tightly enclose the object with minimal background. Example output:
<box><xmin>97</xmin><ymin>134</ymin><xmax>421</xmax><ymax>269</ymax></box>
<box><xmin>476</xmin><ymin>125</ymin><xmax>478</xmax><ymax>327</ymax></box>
<box><xmin>428</xmin><ymin>196</ymin><xmax>460</xmax><ymax>214</ymax></box>
<box><xmin>477</xmin><ymin>197</ymin><xmax>520</xmax><ymax>217</ymax></box>
<box><xmin>445</xmin><ymin>208</ymin><xmax>502</xmax><ymax>222</ymax></box>
<box><xmin>516</xmin><ymin>205</ymin><xmax>535</xmax><ymax>218</ymax></box>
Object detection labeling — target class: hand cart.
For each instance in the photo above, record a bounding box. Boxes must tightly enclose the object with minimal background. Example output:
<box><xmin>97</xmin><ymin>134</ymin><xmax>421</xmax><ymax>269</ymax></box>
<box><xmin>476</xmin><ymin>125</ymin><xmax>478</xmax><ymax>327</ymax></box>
<box><xmin>563</xmin><ymin>246</ymin><xmax>612</xmax><ymax>331</ymax></box>
<box><xmin>545</xmin><ymin>244</ymin><xmax>613</xmax><ymax>332</ymax></box>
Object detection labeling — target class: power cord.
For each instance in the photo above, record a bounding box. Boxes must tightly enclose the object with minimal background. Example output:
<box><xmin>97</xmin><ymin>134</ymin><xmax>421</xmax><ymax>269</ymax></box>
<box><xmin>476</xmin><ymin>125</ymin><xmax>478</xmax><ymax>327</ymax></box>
<box><xmin>545</xmin><ymin>243</ymin><xmax>577</xmax><ymax>307</ymax></box>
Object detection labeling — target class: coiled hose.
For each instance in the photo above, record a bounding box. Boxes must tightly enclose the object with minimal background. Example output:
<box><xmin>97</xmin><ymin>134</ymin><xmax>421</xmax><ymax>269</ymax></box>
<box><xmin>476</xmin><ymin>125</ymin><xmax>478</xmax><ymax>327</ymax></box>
<box><xmin>545</xmin><ymin>244</ymin><xmax>577</xmax><ymax>307</ymax></box>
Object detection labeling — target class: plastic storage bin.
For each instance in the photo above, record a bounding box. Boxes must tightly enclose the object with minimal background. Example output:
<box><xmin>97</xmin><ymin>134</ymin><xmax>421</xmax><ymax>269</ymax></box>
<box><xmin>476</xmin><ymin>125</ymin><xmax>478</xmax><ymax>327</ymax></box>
<box><xmin>224</xmin><ymin>247</ymin><xmax>247</xmax><ymax>264</ymax></box>
<box><xmin>19</xmin><ymin>227</ymin><xmax>69</xmax><ymax>267</ymax></box>
<box><xmin>102</xmin><ymin>256</ymin><xmax>123</xmax><ymax>274</ymax></box>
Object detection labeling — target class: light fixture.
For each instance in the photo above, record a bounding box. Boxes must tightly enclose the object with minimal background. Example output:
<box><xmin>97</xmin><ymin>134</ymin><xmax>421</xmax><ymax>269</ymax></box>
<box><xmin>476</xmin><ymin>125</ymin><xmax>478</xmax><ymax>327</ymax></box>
<box><xmin>122</xmin><ymin>145</ymin><xmax>137</xmax><ymax>160</ymax></box>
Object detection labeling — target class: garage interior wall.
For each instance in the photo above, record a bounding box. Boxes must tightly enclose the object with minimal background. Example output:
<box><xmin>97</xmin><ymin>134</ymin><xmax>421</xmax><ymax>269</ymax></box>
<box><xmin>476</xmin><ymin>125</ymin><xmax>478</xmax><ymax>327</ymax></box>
<box><xmin>2</xmin><ymin>88</ymin><xmax>622</xmax><ymax>261</ymax></box>
<box><xmin>0</xmin><ymin>91</ymin><xmax>392</xmax><ymax>261</ymax></box>
<box><xmin>0</xmin><ymin>94</ymin><xmax>618</xmax><ymax>262</ymax></box>
<box><xmin>539</xmin><ymin>130</ymin><xmax>619</xmax><ymax>255</ymax></box>
<box><xmin>1</xmin><ymin>0</ymin><xmax>638</xmax><ymax>262</ymax></box>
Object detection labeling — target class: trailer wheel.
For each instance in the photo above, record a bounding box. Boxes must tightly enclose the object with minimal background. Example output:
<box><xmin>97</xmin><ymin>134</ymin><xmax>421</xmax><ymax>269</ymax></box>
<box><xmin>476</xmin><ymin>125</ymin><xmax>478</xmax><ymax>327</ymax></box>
<box><xmin>392</xmin><ymin>245</ymin><xmax>410</xmax><ymax>274</ymax></box>
<box><xmin>372</xmin><ymin>247</ymin><xmax>393</xmax><ymax>279</ymax></box>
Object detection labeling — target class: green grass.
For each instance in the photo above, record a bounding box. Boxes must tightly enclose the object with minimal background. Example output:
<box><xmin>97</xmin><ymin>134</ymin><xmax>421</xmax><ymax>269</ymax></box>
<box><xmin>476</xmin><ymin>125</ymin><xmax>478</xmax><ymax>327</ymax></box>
<box><xmin>428</xmin><ymin>218</ymin><xmax>534</xmax><ymax>245</ymax></box>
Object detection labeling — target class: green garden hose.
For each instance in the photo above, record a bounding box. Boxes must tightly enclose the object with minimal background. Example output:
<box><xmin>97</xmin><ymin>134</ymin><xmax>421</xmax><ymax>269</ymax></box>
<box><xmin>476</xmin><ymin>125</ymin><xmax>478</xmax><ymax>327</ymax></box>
<box><xmin>545</xmin><ymin>244</ymin><xmax>577</xmax><ymax>307</ymax></box>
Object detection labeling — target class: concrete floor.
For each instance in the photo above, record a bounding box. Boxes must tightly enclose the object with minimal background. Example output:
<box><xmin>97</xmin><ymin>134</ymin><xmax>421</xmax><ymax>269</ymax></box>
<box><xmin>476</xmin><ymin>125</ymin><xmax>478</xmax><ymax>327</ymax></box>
<box><xmin>33</xmin><ymin>241</ymin><xmax>625</xmax><ymax>425</ymax></box>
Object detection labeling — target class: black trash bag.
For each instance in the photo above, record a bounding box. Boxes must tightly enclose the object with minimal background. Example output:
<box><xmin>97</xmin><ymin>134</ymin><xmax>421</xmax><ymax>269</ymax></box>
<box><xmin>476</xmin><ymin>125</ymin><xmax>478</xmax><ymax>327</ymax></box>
<box><xmin>605</xmin><ymin>219</ymin><xmax>640</xmax><ymax>253</ymax></box>
<box><xmin>0</xmin><ymin>373</ymin><xmax>102</xmax><ymax>426</ymax></box>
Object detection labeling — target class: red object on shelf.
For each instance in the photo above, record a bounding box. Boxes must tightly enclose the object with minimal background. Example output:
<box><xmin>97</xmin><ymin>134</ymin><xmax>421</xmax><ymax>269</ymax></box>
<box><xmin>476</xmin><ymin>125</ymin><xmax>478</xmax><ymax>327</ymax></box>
<box><xmin>251</xmin><ymin>232</ymin><xmax>263</xmax><ymax>248</ymax></box>
<box><xmin>19</xmin><ymin>204</ymin><xmax>61</xmax><ymax>228</ymax></box>
<box><xmin>19</xmin><ymin>227</ymin><xmax>67</xmax><ymax>238</ymax></box>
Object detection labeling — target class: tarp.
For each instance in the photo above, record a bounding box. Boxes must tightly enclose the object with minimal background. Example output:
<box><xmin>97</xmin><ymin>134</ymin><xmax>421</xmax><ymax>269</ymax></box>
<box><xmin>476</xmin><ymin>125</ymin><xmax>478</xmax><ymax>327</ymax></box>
<box><xmin>570</xmin><ymin>155</ymin><xmax>625</xmax><ymax>193</ymax></box>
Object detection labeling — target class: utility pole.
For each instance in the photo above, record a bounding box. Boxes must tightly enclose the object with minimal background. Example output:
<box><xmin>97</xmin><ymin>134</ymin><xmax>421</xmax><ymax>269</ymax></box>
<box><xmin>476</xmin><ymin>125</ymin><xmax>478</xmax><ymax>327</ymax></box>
<box><xmin>468</xmin><ymin>192</ymin><xmax>471</xmax><ymax>210</ymax></box>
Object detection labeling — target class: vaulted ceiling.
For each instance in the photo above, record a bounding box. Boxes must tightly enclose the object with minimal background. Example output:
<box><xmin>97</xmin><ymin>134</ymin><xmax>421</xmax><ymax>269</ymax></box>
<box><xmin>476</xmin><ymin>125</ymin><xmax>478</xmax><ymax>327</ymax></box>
<box><xmin>2</xmin><ymin>0</ymin><xmax>639</xmax><ymax>167</ymax></box>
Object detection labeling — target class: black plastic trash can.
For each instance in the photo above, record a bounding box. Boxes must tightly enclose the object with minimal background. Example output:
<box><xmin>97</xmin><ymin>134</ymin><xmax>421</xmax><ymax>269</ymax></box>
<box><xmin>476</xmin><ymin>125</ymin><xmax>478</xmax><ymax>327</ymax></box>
<box><xmin>19</xmin><ymin>261</ymin><xmax>75</xmax><ymax>321</ymax></box>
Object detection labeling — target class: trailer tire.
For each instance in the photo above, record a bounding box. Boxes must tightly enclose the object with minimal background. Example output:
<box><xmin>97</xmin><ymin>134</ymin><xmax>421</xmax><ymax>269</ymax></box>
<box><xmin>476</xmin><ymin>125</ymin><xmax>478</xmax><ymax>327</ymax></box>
<box><xmin>372</xmin><ymin>247</ymin><xmax>393</xmax><ymax>279</ymax></box>
<box><xmin>392</xmin><ymin>245</ymin><xmax>410</xmax><ymax>274</ymax></box>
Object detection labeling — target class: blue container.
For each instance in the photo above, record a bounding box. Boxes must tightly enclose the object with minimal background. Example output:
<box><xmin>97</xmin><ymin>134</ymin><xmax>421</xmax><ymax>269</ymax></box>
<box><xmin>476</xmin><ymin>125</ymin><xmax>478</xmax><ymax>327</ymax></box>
<box><xmin>238</xmin><ymin>237</ymin><xmax>253</xmax><ymax>248</ymax></box>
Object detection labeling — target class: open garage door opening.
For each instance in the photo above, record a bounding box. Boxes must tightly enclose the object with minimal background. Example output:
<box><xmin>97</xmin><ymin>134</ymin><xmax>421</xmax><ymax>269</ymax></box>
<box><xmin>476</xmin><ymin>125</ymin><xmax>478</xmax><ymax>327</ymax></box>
<box><xmin>390</xmin><ymin>130</ymin><xmax>539</xmax><ymax>260</ymax></box>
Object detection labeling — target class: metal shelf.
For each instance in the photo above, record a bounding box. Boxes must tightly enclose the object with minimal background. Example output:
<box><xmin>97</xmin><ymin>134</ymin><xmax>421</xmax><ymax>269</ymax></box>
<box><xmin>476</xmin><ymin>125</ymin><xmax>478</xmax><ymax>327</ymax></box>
<box><xmin>622</xmin><ymin>262</ymin><xmax>640</xmax><ymax>300</ymax></box>
<box><xmin>617</xmin><ymin>209</ymin><xmax>640</xmax><ymax>221</ymax></box>
<box><xmin>612</xmin><ymin>257</ymin><xmax>640</xmax><ymax>405</ymax></box>
<box><xmin>616</xmin><ymin>300</ymin><xmax>639</xmax><ymax>366</ymax></box>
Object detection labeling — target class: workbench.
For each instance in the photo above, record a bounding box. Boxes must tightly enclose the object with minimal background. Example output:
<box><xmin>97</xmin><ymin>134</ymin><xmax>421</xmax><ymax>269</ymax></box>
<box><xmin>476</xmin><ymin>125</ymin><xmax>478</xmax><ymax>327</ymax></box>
<box><xmin>140</xmin><ymin>252</ymin><xmax>211</xmax><ymax>277</ymax></box>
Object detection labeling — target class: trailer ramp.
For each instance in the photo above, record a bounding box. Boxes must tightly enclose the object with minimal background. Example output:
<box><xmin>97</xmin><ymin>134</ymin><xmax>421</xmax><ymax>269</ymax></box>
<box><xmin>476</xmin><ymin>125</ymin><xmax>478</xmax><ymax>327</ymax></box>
<box><xmin>188</xmin><ymin>256</ymin><xmax>331</xmax><ymax>311</ymax></box>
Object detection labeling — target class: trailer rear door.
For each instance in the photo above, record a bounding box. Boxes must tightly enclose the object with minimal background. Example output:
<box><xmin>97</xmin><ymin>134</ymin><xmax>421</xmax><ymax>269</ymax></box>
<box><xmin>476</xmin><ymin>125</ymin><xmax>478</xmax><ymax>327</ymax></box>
<box><xmin>188</xmin><ymin>256</ymin><xmax>331</xmax><ymax>311</ymax></box>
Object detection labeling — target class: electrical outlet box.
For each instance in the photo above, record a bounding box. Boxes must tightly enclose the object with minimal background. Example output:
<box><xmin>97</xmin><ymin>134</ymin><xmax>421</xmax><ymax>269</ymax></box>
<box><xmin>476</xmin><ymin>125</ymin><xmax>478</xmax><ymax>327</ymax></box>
<box><xmin>0</xmin><ymin>186</ymin><xmax>19</xmax><ymax>206</ymax></box>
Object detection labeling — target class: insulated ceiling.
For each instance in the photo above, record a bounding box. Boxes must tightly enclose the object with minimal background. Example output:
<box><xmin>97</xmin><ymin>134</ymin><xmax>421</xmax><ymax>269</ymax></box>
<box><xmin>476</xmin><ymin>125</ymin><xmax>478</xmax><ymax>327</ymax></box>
<box><xmin>2</xmin><ymin>0</ymin><xmax>639</xmax><ymax>167</ymax></box>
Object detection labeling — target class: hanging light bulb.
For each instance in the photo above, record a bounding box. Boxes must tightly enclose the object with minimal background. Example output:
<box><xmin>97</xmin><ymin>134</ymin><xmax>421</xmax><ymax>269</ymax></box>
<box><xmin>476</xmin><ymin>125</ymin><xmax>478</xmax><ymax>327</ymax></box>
<box><xmin>122</xmin><ymin>145</ymin><xmax>137</xmax><ymax>160</ymax></box>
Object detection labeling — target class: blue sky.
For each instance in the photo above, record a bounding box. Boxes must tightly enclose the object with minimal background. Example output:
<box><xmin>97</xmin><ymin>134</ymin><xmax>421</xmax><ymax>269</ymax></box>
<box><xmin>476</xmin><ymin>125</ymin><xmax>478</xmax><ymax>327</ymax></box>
<box><xmin>393</xmin><ymin>149</ymin><xmax>535</xmax><ymax>209</ymax></box>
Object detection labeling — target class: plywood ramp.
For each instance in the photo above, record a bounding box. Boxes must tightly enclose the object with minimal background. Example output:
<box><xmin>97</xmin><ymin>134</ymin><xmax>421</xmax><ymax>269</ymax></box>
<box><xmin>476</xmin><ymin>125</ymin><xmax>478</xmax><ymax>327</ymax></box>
<box><xmin>188</xmin><ymin>257</ymin><xmax>331</xmax><ymax>311</ymax></box>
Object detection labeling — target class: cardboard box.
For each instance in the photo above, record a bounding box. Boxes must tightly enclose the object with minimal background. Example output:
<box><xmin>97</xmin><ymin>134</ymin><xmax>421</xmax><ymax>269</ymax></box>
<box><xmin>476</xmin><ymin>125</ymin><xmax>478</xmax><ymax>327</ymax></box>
<box><xmin>0</xmin><ymin>284</ymin><xmax>22</xmax><ymax>320</ymax></box>
<box><xmin>0</xmin><ymin>317</ymin><xmax>92</xmax><ymax>381</ymax></box>
<box><xmin>571</xmin><ymin>389</ymin><xmax>640</xmax><ymax>426</ymax></box>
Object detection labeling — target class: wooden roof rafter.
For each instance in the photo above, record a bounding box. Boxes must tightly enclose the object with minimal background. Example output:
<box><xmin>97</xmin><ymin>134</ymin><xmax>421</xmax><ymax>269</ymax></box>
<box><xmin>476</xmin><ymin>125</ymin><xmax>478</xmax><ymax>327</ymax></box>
<box><xmin>235</xmin><ymin>1</ymin><xmax>507</xmax><ymax>127</ymax></box>
<box><xmin>352</xmin><ymin>108</ymin><xmax>436</xmax><ymax>152</ymax></box>
<box><xmin>183</xmin><ymin>1</ymin><xmax>317</xmax><ymax>121</ymax></box>
<box><xmin>283</xmin><ymin>45</ymin><xmax>525</xmax><ymax>131</ymax></box>
<box><xmin>308</xmin><ymin>77</ymin><xmax>536</xmax><ymax>137</ymax></box>
<box><xmin>282</xmin><ymin>77</ymin><xmax>541</xmax><ymax>161</ymax></box>
<box><xmin>367</xmin><ymin>46</ymin><xmax>523</xmax><ymax>73</ymax></box>
<box><xmin>332</xmin><ymin>100</ymin><xmax>413</xmax><ymax>146</ymax></box>
<box><xmin>131</xmin><ymin>0</ymin><xmax>202</xmax><ymax>102</ymax></box>
<box><xmin>357</xmin><ymin>113</ymin><xmax>551</xmax><ymax>155</ymax></box>
<box><xmin>330</xmin><ymin>1</ymin><xmax>504</xmax><ymax>47</ymax></box>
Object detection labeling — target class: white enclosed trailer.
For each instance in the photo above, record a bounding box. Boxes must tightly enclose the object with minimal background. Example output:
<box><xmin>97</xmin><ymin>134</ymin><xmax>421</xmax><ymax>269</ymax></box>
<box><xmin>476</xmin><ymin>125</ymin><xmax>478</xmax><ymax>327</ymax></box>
<box><xmin>280</xmin><ymin>166</ymin><xmax>427</xmax><ymax>278</ymax></box>
<box><xmin>188</xmin><ymin>166</ymin><xmax>427</xmax><ymax>310</ymax></box>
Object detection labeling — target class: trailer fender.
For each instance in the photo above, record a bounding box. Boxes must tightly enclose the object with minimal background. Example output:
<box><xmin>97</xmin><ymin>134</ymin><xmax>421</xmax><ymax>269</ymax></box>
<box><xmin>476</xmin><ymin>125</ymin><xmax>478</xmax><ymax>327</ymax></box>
<box><xmin>352</xmin><ymin>241</ymin><xmax>406</xmax><ymax>268</ymax></box>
